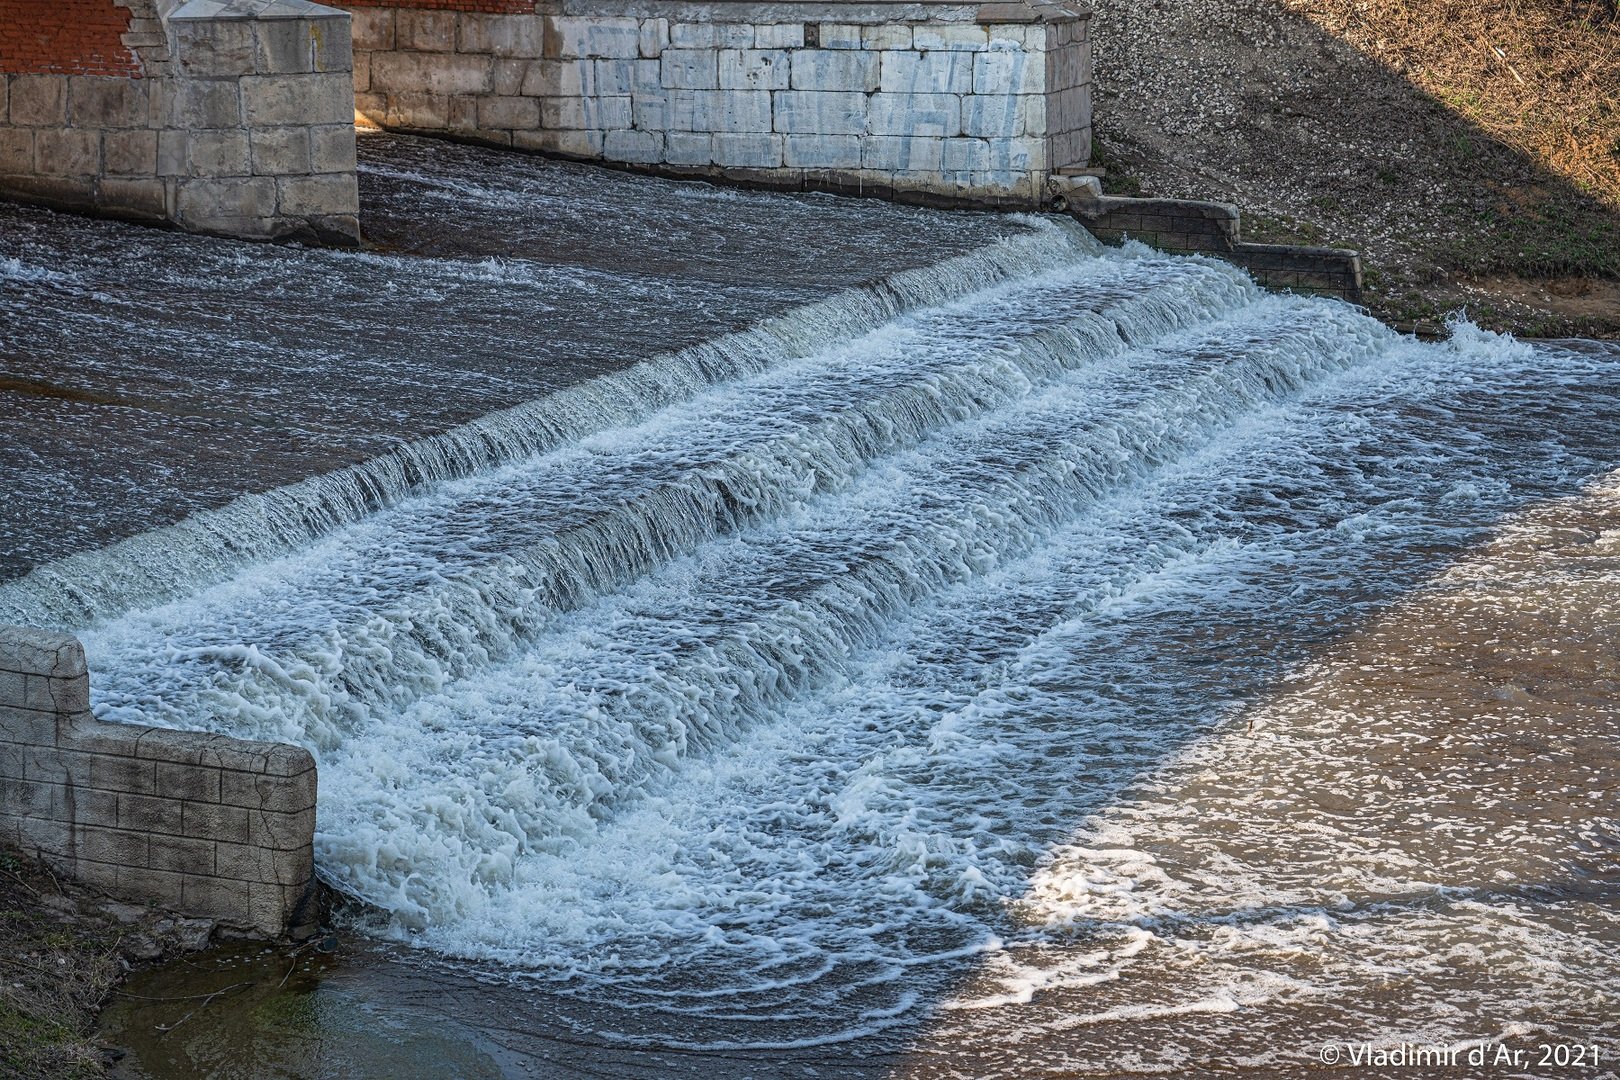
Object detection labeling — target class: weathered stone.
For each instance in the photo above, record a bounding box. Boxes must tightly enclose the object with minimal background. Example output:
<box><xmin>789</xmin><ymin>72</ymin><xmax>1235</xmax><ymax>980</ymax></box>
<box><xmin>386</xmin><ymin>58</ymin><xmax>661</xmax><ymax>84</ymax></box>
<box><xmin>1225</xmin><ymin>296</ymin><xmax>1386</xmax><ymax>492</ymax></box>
<box><xmin>172</xmin><ymin>19</ymin><xmax>255</xmax><ymax>77</ymax></box>
<box><xmin>185</xmin><ymin>129</ymin><xmax>251</xmax><ymax>177</ymax></box>
<box><xmin>169</xmin><ymin>78</ymin><xmax>242</xmax><ymax>129</ymax></box>
<box><xmin>880</xmin><ymin>50</ymin><xmax>974</xmax><ymax>95</ymax></box>
<box><xmin>638</xmin><ymin>18</ymin><xmax>668</xmax><ymax>58</ymax></box>
<box><xmin>240</xmin><ymin>72</ymin><xmax>359</xmax><ymax>126</ymax></box>
<box><xmin>548</xmin><ymin>16</ymin><xmax>640</xmax><ymax>60</ymax></box>
<box><xmin>309</xmin><ymin>123</ymin><xmax>356</xmax><ymax>174</ymax></box>
<box><xmin>789</xmin><ymin>49</ymin><xmax>879</xmax><ymax>93</ymax></box>
<box><xmin>603</xmin><ymin>128</ymin><xmax>663</xmax><ymax>163</ymax></box>
<box><xmin>514</xmin><ymin>127</ymin><xmax>603</xmax><ymax>157</ymax></box>
<box><xmin>670</xmin><ymin>22</ymin><xmax>753</xmax><ymax>49</ymax></box>
<box><xmin>862</xmin><ymin>134</ymin><xmax>944</xmax><ymax>172</ymax></box>
<box><xmin>753</xmin><ymin>24</ymin><xmax>804</xmax><ymax>49</ymax></box>
<box><xmin>661</xmin><ymin>49</ymin><xmax>718</xmax><ymax>90</ymax></box>
<box><xmin>277</xmin><ymin>172</ymin><xmax>358</xmax><ymax>217</ymax></box>
<box><xmin>772</xmin><ymin>90</ymin><xmax>867</xmax><ymax>135</ymax></box>
<box><xmin>249</xmin><ymin>125</ymin><xmax>311</xmax><ymax>175</ymax></box>
<box><xmin>69</xmin><ymin>77</ymin><xmax>149</xmax><ymax>129</ymax></box>
<box><xmin>862</xmin><ymin>25</ymin><xmax>912</xmax><ymax>50</ymax></box>
<box><xmin>663</xmin><ymin>130</ymin><xmax>712</xmax><ymax>165</ymax></box>
<box><xmin>961</xmin><ymin>93</ymin><xmax>1026</xmax><ymax>138</ymax></box>
<box><xmin>911</xmin><ymin>24</ymin><xmax>991</xmax><ymax>51</ymax></box>
<box><xmin>783</xmin><ymin>132</ymin><xmax>862</xmax><ymax>169</ymax></box>
<box><xmin>0</xmin><ymin>129</ymin><xmax>32</xmax><ymax>174</ymax></box>
<box><xmin>719</xmin><ymin>49</ymin><xmax>789</xmax><ymax>92</ymax></box>
<box><xmin>397</xmin><ymin>11</ymin><xmax>456</xmax><ymax>53</ymax></box>
<box><xmin>370</xmin><ymin>51</ymin><xmax>492</xmax><ymax>97</ymax></box>
<box><xmin>10</xmin><ymin>77</ymin><xmax>69</xmax><ymax>129</ymax></box>
<box><xmin>34</xmin><ymin>129</ymin><xmax>101</xmax><ymax>177</ymax></box>
<box><xmin>349</xmin><ymin>8</ymin><xmax>394</xmax><ymax>51</ymax></box>
<box><xmin>817</xmin><ymin>23</ymin><xmax>863</xmax><ymax>49</ymax></box>
<box><xmin>713</xmin><ymin>131</ymin><xmax>782</xmax><ymax>167</ymax></box>
<box><xmin>102</xmin><ymin>129</ymin><xmax>158</xmax><ymax>175</ymax></box>
<box><xmin>458</xmin><ymin>14</ymin><xmax>545</xmax><ymax>59</ymax></box>
<box><xmin>868</xmin><ymin>92</ymin><xmax>961</xmax><ymax>137</ymax></box>
<box><xmin>477</xmin><ymin>95</ymin><xmax>540</xmax><ymax>131</ymax></box>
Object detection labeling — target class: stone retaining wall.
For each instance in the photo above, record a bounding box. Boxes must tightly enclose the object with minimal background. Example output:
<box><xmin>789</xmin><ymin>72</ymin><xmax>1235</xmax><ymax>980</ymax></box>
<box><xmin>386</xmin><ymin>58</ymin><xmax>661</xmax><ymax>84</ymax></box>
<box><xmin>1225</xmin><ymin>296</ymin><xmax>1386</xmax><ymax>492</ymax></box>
<box><xmin>1054</xmin><ymin>179</ymin><xmax>1363</xmax><ymax>302</ymax></box>
<box><xmin>0</xmin><ymin>626</ymin><xmax>319</xmax><ymax>938</ymax></box>
<box><xmin>342</xmin><ymin>0</ymin><xmax>1091</xmax><ymax>206</ymax></box>
<box><xmin>0</xmin><ymin>0</ymin><xmax>360</xmax><ymax>244</ymax></box>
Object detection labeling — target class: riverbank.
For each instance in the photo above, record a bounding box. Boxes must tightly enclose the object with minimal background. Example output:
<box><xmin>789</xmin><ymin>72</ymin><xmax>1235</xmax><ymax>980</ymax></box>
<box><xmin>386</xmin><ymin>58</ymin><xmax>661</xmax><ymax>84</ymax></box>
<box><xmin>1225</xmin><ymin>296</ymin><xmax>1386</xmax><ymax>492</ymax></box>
<box><xmin>1088</xmin><ymin>0</ymin><xmax>1620</xmax><ymax>337</ymax></box>
<box><xmin>0</xmin><ymin>848</ymin><xmax>223</xmax><ymax>1079</ymax></box>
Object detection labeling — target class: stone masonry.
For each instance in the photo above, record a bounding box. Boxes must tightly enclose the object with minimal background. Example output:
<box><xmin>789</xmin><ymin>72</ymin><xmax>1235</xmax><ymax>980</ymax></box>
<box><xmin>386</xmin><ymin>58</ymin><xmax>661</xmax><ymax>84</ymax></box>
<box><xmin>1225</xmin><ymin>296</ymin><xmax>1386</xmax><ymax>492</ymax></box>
<box><xmin>0</xmin><ymin>0</ymin><xmax>360</xmax><ymax>243</ymax></box>
<box><xmin>0</xmin><ymin>625</ymin><xmax>320</xmax><ymax>937</ymax></box>
<box><xmin>342</xmin><ymin>0</ymin><xmax>1092</xmax><ymax>206</ymax></box>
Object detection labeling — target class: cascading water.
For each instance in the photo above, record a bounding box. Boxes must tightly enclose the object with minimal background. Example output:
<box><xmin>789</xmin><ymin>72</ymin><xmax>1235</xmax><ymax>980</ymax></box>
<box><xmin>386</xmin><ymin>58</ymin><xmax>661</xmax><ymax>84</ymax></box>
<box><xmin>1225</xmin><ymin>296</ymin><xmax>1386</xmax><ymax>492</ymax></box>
<box><xmin>9</xmin><ymin>177</ymin><xmax>1620</xmax><ymax>1070</ymax></box>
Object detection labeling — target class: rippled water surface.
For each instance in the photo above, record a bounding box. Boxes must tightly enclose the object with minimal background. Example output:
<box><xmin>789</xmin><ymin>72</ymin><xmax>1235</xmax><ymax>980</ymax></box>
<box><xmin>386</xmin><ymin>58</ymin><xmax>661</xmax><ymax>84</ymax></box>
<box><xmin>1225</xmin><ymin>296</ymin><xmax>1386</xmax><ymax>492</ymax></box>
<box><xmin>4</xmin><ymin>137</ymin><xmax>1618</xmax><ymax>1077</ymax></box>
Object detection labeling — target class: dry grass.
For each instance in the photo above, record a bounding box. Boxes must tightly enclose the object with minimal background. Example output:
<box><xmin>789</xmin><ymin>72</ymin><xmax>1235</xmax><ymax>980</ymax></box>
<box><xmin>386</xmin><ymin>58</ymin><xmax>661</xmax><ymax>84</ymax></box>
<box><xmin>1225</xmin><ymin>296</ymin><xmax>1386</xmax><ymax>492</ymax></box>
<box><xmin>1286</xmin><ymin>0</ymin><xmax>1620</xmax><ymax>205</ymax></box>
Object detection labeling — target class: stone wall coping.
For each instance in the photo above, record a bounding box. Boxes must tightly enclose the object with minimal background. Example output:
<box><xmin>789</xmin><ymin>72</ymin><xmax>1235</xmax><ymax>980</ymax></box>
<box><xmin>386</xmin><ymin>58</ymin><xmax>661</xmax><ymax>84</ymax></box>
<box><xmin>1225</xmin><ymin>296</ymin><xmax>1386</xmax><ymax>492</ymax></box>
<box><xmin>169</xmin><ymin>0</ymin><xmax>350</xmax><ymax>21</ymax></box>
<box><xmin>0</xmin><ymin>625</ymin><xmax>88</xmax><ymax>679</ymax></box>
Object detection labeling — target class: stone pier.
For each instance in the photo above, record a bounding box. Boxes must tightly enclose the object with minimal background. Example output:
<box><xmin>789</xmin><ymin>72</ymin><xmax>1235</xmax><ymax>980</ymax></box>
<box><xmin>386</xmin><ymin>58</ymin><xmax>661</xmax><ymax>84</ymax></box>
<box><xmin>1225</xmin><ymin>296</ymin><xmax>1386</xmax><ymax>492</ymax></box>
<box><xmin>0</xmin><ymin>0</ymin><xmax>361</xmax><ymax>243</ymax></box>
<box><xmin>0</xmin><ymin>626</ymin><xmax>319</xmax><ymax>938</ymax></box>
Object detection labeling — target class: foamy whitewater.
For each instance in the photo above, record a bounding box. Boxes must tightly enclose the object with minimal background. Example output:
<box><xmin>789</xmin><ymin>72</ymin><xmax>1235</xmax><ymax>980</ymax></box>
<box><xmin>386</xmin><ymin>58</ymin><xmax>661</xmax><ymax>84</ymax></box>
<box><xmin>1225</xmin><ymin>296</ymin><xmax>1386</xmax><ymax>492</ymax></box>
<box><xmin>9</xmin><ymin>219</ymin><xmax>1619</xmax><ymax>1069</ymax></box>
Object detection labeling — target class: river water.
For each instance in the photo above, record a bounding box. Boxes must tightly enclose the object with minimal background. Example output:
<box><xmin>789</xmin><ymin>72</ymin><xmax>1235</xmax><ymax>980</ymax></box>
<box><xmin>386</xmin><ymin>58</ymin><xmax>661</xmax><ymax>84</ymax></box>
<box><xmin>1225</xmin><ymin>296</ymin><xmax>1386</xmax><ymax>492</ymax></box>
<box><xmin>3</xmin><ymin>135</ymin><xmax>1618</xmax><ymax>1077</ymax></box>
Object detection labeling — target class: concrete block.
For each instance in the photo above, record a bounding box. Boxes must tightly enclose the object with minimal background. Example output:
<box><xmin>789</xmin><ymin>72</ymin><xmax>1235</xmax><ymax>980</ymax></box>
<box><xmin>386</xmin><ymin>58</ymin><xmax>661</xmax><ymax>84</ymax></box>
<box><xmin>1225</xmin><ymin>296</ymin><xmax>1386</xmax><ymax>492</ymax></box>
<box><xmin>880</xmin><ymin>50</ymin><xmax>974</xmax><ymax>95</ymax></box>
<box><xmin>961</xmin><ymin>93</ymin><xmax>1025</xmax><ymax>137</ymax></box>
<box><xmin>513</xmin><ymin>128</ymin><xmax>602</xmax><ymax>157</ymax></box>
<box><xmin>34</xmin><ymin>130</ymin><xmax>101</xmax><ymax>178</ymax></box>
<box><xmin>87</xmin><ymin>752</ymin><xmax>156</xmax><ymax>795</ymax></box>
<box><xmin>249</xmin><ymin>806</ymin><xmax>315</xmax><ymax>853</ymax></box>
<box><xmin>912</xmin><ymin>24</ymin><xmax>990</xmax><ymax>51</ymax></box>
<box><xmin>102</xmin><ymin>129</ymin><xmax>158</xmax><ymax>176</ymax></box>
<box><xmin>214</xmin><ymin>841</ymin><xmax>269</xmax><ymax>883</ymax></box>
<box><xmin>248</xmin><ymin>880</ymin><xmax>302</xmax><ymax>934</ymax></box>
<box><xmin>818</xmin><ymin>23</ymin><xmax>862</xmax><ymax>49</ymax></box>
<box><xmin>663</xmin><ymin>130</ymin><xmax>712</xmax><ymax>165</ymax></box>
<box><xmin>477</xmin><ymin>95</ymin><xmax>540</xmax><ymax>130</ymax></box>
<box><xmin>181</xmin><ymin>799</ymin><xmax>250</xmax><ymax>844</ymax></box>
<box><xmin>0</xmin><ymin>670</ymin><xmax>28</xmax><ymax>710</ymax></box>
<box><xmin>75</xmin><ymin>857</ymin><xmax>122</xmax><ymax>892</ymax></box>
<box><xmin>45</xmin><ymin>674</ymin><xmax>89</xmax><ymax>714</ymax></box>
<box><xmin>0</xmin><ymin>626</ymin><xmax>86</xmax><ymax>679</ymax></box>
<box><xmin>754</xmin><ymin>24</ymin><xmax>804</xmax><ymax>49</ymax></box>
<box><xmin>0</xmin><ymin>777</ymin><xmax>53</xmax><ymax>818</ymax></box>
<box><xmin>0</xmin><ymin>129</ymin><xmax>34</xmax><ymax>174</ymax></box>
<box><xmin>868</xmin><ymin>93</ymin><xmax>960</xmax><ymax>137</ymax></box>
<box><xmin>17</xmin><ymin>814</ymin><xmax>72</xmax><ymax>858</ymax></box>
<box><xmin>350</xmin><ymin>8</ymin><xmax>394</xmax><ymax>51</ymax></box>
<box><xmin>122</xmin><ymin>864</ymin><xmax>184</xmax><ymax>907</ymax></box>
<box><xmin>1</xmin><ymin>704</ymin><xmax>57</xmax><ymax>745</ymax></box>
<box><xmin>116</xmin><ymin>791</ymin><xmax>185</xmax><ymax>834</ymax></box>
<box><xmin>154</xmin><ymin>760</ymin><xmax>219</xmax><ymax>802</ymax></box>
<box><xmin>148</xmin><ymin>833</ymin><xmax>214</xmax><ymax>875</ymax></box>
<box><xmin>974</xmin><ymin>50</ymin><xmax>1043</xmax><ymax>96</ymax></box>
<box><xmin>661</xmin><ymin>49</ymin><xmax>718</xmax><ymax>90</ymax></box>
<box><xmin>77</xmin><ymin>824</ymin><xmax>149</xmax><ymax>866</ymax></box>
<box><xmin>219</xmin><ymin>769</ymin><xmax>314</xmax><ymax>814</ymax></box>
<box><xmin>186</xmin><ymin>129</ymin><xmax>252</xmax><ymax>177</ymax></box>
<box><xmin>602</xmin><ymin>128</ymin><xmax>663</xmax><ymax>163</ymax></box>
<box><xmin>458</xmin><ymin>14</ymin><xmax>545</xmax><ymax>58</ymax></box>
<box><xmin>181</xmin><ymin>874</ymin><xmax>251</xmax><ymax>921</ymax></box>
<box><xmin>57</xmin><ymin>783</ymin><xmax>118</xmax><ymax>825</ymax></box>
<box><xmin>69</xmin><ymin>77</ymin><xmax>149</xmax><ymax>129</ymax></box>
<box><xmin>670</xmin><ymin>22</ymin><xmax>753</xmax><ymax>48</ymax></box>
<box><xmin>309</xmin><ymin>123</ymin><xmax>356</xmax><ymax>174</ymax></box>
<box><xmin>242</xmin><ymin>71</ymin><xmax>359</xmax><ymax>126</ymax></box>
<box><xmin>170</xmin><ymin>78</ymin><xmax>242</xmax><ymax>129</ymax></box>
<box><xmin>278</xmin><ymin>173</ymin><xmax>359</xmax><ymax>217</ymax></box>
<box><xmin>269</xmin><ymin>845</ymin><xmax>313</xmax><ymax>887</ymax></box>
<box><xmin>397</xmin><ymin>11</ymin><xmax>456</xmax><ymax>52</ymax></box>
<box><xmin>790</xmin><ymin>50</ymin><xmax>878</xmax><ymax>93</ymax></box>
<box><xmin>639</xmin><ymin>18</ymin><xmax>669</xmax><ymax>58</ymax></box>
<box><xmin>370</xmin><ymin>51</ymin><xmax>492</xmax><ymax>97</ymax></box>
<box><xmin>0</xmin><ymin>741</ymin><xmax>25</xmax><ymax>780</ymax></box>
<box><xmin>719</xmin><ymin>49</ymin><xmax>789</xmax><ymax>91</ymax></box>
<box><xmin>772</xmin><ymin>90</ymin><xmax>866</xmax><ymax>135</ymax></box>
<box><xmin>862</xmin><ymin>134</ymin><xmax>943</xmax><ymax>172</ymax></box>
<box><xmin>548</xmin><ymin>16</ymin><xmax>640</xmax><ymax>60</ymax></box>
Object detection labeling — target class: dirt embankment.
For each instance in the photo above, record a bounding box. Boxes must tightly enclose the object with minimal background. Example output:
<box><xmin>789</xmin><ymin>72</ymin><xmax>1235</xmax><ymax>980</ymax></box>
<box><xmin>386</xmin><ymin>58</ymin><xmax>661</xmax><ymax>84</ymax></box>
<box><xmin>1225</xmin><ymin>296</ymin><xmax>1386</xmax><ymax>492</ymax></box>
<box><xmin>1088</xmin><ymin>0</ymin><xmax>1620</xmax><ymax>337</ymax></box>
<box><xmin>0</xmin><ymin>849</ymin><xmax>217</xmax><ymax>1079</ymax></box>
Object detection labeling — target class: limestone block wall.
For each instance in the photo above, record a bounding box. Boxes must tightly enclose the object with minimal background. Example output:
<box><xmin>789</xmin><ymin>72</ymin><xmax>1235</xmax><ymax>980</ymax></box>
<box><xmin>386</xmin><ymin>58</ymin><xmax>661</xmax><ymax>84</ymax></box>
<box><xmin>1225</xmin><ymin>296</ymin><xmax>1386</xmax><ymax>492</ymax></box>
<box><xmin>342</xmin><ymin>0</ymin><xmax>1092</xmax><ymax>206</ymax></box>
<box><xmin>0</xmin><ymin>0</ymin><xmax>360</xmax><ymax>244</ymax></box>
<box><xmin>0</xmin><ymin>626</ymin><xmax>319</xmax><ymax>938</ymax></box>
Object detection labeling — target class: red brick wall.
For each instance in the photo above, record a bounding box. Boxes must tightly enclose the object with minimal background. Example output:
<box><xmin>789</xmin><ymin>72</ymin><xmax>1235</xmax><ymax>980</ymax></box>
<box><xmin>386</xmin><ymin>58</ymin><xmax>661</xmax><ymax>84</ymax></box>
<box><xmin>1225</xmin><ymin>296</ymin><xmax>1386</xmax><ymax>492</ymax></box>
<box><xmin>0</xmin><ymin>0</ymin><xmax>140</xmax><ymax>76</ymax></box>
<box><xmin>337</xmin><ymin>1</ymin><xmax>536</xmax><ymax>12</ymax></box>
